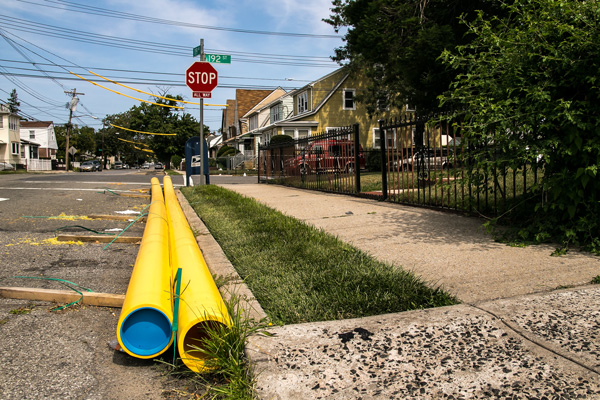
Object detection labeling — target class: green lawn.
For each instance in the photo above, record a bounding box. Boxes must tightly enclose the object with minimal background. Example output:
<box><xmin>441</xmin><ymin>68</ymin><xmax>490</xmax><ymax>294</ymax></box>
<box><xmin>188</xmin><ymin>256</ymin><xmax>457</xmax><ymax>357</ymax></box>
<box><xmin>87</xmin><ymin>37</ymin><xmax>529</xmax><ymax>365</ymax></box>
<box><xmin>182</xmin><ymin>185</ymin><xmax>458</xmax><ymax>325</ymax></box>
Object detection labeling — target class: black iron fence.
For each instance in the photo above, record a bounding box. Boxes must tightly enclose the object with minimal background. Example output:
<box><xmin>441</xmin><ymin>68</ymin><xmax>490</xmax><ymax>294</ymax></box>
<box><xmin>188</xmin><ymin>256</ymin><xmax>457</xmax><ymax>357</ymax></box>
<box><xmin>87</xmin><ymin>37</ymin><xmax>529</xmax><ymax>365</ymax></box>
<box><xmin>257</xmin><ymin>116</ymin><xmax>542</xmax><ymax>219</ymax></box>
<box><xmin>378</xmin><ymin>115</ymin><xmax>543</xmax><ymax>218</ymax></box>
<box><xmin>258</xmin><ymin>125</ymin><xmax>362</xmax><ymax>194</ymax></box>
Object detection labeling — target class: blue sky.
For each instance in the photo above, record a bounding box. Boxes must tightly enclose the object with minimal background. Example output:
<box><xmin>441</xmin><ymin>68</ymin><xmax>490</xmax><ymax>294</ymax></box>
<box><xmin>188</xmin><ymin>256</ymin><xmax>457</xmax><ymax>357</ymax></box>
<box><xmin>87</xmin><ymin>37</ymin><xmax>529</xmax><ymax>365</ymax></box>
<box><xmin>0</xmin><ymin>0</ymin><xmax>344</xmax><ymax>132</ymax></box>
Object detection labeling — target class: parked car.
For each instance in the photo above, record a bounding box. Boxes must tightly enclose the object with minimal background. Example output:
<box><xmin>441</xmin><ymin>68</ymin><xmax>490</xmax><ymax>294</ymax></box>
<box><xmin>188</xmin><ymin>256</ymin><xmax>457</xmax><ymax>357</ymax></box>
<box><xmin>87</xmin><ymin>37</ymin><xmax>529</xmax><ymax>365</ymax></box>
<box><xmin>80</xmin><ymin>160</ymin><xmax>100</xmax><ymax>172</ymax></box>
<box><xmin>0</xmin><ymin>162</ymin><xmax>15</xmax><ymax>171</ymax></box>
<box><xmin>122</xmin><ymin>163</ymin><xmax>129</xmax><ymax>169</ymax></box>
<box><xmin>154</xmin><ymin>162</ymin><xmax>164</xmax><ymax>170</ymax></box>
<box><xmin>290</xmin><ymin>139</ymin><xmax>365</xmax><ymax>175</ymax></box>
<box><xmin>92</xmin><ymin>160</ymin><xmax>102</xmax><ymax>171</ymax></box>
<box><xmin>141</xmin><ymin>162</ymin><xmax>150</xmax><ymax>169</ymax></box>
<box><xmin>114</xmin><ymin>161</ymin><xmax>123</xmax><ymax>169</ymax></box>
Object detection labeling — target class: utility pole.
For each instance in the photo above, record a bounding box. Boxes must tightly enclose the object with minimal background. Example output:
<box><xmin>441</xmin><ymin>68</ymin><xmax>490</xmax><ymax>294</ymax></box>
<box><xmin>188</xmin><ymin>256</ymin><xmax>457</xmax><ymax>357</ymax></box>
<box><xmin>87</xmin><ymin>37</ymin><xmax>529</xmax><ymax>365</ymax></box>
<box><xmin>64</xmin><ymin>88</ymin><xmax>84</xmax><ymax>171</ymax></box>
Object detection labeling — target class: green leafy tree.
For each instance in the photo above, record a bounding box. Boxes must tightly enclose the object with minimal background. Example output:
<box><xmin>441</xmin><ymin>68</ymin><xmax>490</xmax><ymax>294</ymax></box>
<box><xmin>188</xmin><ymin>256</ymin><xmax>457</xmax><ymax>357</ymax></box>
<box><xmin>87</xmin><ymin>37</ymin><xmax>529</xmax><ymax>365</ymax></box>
<box><xmin>439</xmin><ymin>0</ymin><xmax>600</xmax><ymax>250</ymax></box>
<box><xmin>127</xmin><ymin>95</ymin><xmax>208</xmax><ymax>166</ymax></box>
<box><xmin>324</xmin><ymin>0</ymin><xmax>502</xmax><ymax>115</ymax></box>
<box><xmin>55</xmin><ymin>124</ymin><xmax>96</xmax><ymax>158</ymax></box>
<box><xmin>7</xmin><ymin>89</ymin><xmax>20</xmax><ymax>114</ymax></box>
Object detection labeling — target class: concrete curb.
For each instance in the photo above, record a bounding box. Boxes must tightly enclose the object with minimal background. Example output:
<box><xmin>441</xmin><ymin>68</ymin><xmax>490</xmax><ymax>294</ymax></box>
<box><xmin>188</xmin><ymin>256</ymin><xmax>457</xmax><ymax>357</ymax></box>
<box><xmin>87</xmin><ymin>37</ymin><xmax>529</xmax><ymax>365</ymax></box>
<box><xmin>175</xmin><ymin>188</ymin><xmax>268</xmax><ymax>323</ymax></box>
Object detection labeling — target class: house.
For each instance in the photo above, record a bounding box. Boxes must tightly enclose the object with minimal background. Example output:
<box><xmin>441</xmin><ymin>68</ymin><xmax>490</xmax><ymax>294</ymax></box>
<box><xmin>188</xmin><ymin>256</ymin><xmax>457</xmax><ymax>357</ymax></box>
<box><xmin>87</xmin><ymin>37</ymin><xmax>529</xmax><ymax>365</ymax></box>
<box><xmin>221</xmin><ymin>89</ymin><xmax>274</xmax><ymax>144</ymax></box>
<box><xmin>20</xmin><ymin>121</ymin><xmax>58</xmax><ymax>159</ymax></box>
<box><xmin>0</xmin><ymin>103</ymin><xmax>22</xmax><ymax>168</ymax></box>
<box><xmin>19</xmin><ymin>138</ymin><xmax>41</xmax><ymax>166</ymax></box>
<box><xmin>236</xmin><ymin>87</ymin><xmax>288</xmax><ymax>157</ymax></box>
<box><xmin>205</xmin><ymin>133</ymin><xmax>223</xmax><ymax>158</ymax></box>
<box><xmin>251</xmin><ymin>68</ymin><xmax>402</xmax><ymax>152</ymax></box>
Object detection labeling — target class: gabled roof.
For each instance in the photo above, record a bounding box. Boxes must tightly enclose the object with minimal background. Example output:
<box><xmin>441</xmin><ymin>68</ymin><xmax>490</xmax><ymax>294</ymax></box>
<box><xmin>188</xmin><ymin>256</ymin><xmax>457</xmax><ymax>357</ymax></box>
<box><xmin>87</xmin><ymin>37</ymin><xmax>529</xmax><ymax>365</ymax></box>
<box><xmin>242</xmin><ymin>88</ymin><xmax>287</xmax><ymax>118</ymax></box>
<box><xmin>236</xmin><ymin>89</ymin><xmax>274</xmax><ymax>119</ymax></box>
<box><xmin>20</xmin><ymin>121</ymin><xmax>53</xmax><ymax>128</ymax></box>
<box><xmin>289</xmin><ymin>69</ymin><xmax>350</xmax><ymax>121</ymax></box>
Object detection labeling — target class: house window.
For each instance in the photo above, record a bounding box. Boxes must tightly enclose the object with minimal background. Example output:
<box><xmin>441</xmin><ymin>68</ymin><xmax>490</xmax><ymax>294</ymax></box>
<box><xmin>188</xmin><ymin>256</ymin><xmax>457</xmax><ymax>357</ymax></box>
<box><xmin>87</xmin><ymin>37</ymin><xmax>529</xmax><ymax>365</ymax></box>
<box><xmin>373</xmin><ymin>128</ymin><xmax>397</xmax><ymax>149</ymax></box>
<box><xmin>297</xmin><ymin>91</ymin><xmax>309</xmax><ymax>114</ymax></box>
<box><xmin>0</xmin><ymin>117</ymin><xmax>3</xmax><ymax>128</ymax></box>
<box><xmin>30</xmin><ymin>146</ymin><xmax>38</xmax><ymax>159</ymax></box>
<box><xmin>29</xmin><ymin>130</ymin><xmax>35</xmax><ymax>139</ymax></box>
<box><xmin>405</xmin><ymin>103</ymin><xmax>416</xmax><ymax>112</ymax></box>
<box><xmin>11</xmin><ymin>142</ymin><xmax>19</xmax><ymax>155</ymax></box>
<box><xmin>270</xmin><ymin>104</ymin><xmax>282</xmax><ymax>123</ymax></box>
<box><xmin>343</xmin><ymin>89</ymin><xmax>355</xmax><ymax>110</ymax></box>
<box><xmin>297</xmin><ymin>129</ymin><xmax>309</xmax><ymax>139</ymax></box>
<box><xmin>9</xmin><ymin>117</ymin><xmax>17</xmax><ymax>130</ymax></box>
<box><xmin>249</xmin><ymin>115</ymin><xmax>258</xmax><ymax>131</ymax></box>
<box><xmin>20</xmin><ymin>144</ymin><xmax>25</xmax><ymax>158</ymax></box>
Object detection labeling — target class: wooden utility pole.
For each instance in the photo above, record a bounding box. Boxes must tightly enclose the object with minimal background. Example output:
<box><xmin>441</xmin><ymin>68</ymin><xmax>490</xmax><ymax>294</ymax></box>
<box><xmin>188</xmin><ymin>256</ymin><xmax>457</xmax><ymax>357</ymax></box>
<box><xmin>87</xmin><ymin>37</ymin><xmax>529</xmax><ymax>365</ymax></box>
<box><xmin>64</xmin><ymin>88</ymin><xmax>85</xmax><ymax>171</ymax></box>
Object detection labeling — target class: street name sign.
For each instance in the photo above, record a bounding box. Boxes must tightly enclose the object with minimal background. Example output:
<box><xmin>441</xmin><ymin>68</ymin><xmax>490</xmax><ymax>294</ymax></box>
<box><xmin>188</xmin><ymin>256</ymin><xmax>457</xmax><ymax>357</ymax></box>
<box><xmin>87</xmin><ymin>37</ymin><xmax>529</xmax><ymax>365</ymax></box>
<box><xmin>205</xmin><ymin>54</ymin><xmax>231</xmax><ymax>64</ymax></box>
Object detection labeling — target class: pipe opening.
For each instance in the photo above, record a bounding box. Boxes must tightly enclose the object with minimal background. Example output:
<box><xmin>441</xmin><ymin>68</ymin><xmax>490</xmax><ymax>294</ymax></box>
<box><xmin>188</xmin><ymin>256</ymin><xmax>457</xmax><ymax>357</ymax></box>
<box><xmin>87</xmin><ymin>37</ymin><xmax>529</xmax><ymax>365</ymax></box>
<box><xmin>181</xmin><ymin>320</ymin><xmax>229</xmax><ymax>362</ymax></box>
<box><xmin>120</xmin><ymin>307</ymin><xmax>172</xmax><ymax>357</ymax></box>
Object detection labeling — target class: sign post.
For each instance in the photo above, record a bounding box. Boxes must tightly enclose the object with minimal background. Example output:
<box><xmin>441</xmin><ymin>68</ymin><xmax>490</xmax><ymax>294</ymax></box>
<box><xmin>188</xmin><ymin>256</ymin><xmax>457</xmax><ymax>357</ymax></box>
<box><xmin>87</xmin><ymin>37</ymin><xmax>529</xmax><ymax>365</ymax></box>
<box><xmin>186</xmin><ymin>40</ymin><xmax>219</xmax><ymax>186</ymax></box>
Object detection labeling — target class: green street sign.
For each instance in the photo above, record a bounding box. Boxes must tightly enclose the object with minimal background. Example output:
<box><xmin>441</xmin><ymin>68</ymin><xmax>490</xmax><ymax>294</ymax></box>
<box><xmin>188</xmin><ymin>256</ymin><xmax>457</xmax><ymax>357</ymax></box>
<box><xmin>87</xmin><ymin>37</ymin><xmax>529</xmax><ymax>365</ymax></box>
<box><xmin>205</xmin><ymin>54</ymin><xmax>231</xmax><ymax>64</ymax></box>
<box><xmin>193</xmin><ymin>45</ymin><xmax>202</xmax><ymax>57</ymax></box>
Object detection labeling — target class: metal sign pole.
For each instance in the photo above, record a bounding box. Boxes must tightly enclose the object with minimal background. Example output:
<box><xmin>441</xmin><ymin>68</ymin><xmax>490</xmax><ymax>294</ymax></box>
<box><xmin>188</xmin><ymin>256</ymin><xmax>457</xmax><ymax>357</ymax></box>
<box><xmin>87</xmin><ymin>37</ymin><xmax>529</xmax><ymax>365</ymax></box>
<box><xmin>199</xmin><ymin>39</ymin><xmax>205</xmax><ymax>186</ymax></box>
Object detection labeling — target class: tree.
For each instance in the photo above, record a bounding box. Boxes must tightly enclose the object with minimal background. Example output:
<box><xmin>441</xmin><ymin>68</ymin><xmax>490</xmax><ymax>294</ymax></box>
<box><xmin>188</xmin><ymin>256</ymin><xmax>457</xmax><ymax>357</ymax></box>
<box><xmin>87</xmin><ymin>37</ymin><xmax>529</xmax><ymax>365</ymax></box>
<box><xmin>7</xmin><ymin>89</ymin><xmax>20</xmax><ymax>114</ymax></box>
<box><xmin>324</xmin><ymin>0</ymin><xmax>502</xmax><ymax>115</ymax></box>
<box><xmin>439</xmin><ymin>0</ymin><xmax>600</xmax><ymax>250</ymax></box>
<box><xmin>105</xmin><ymin>94</ymin><xmax>208</xmax><ymax>167</ymax></box>
<box><xmin>54</xmin><ymin>125</ymin><xmax>96</xmax><ymax>158</ymax></box>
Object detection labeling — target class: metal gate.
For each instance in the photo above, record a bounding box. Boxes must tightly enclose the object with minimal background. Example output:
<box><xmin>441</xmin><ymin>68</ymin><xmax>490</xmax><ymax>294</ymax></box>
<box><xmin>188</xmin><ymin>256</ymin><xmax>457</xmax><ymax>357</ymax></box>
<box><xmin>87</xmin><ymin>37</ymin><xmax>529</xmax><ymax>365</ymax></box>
<box><xmin>378</xmin><ymin>115</ymin><xmax>543</xmax><ymax>217</ymax></box>
<box><xmin>258</xmin><ymin>124</ymin><xmax>362</xmax><ymax>194</ymax></box>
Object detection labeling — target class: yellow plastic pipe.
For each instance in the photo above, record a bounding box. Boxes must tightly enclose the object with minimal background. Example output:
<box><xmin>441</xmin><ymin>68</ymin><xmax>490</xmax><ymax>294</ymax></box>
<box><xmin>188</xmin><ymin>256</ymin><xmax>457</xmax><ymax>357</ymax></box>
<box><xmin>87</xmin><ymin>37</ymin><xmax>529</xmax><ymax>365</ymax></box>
<box><xmin>163</xmin><ymin>176</ymin><xmax>231</xmax><ymax>372</ymax></box>
<box><xmin>116</xmin><ymin>177</ymin><xmax>173</xmax><ymax>358</ymax></box>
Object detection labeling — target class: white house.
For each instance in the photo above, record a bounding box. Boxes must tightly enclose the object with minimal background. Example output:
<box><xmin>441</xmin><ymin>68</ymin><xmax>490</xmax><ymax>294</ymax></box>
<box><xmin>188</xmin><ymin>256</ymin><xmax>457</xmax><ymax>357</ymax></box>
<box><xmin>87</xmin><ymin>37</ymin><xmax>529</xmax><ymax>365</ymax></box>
<box><xmin>0</xmin><ymin>103</ymin><xmax>22</xmax><ymax>167</ymax></box>
<box><xmin>20</xmin><ymin>121</ymin><xmax>58</xmax><ymax>159</ymax></box>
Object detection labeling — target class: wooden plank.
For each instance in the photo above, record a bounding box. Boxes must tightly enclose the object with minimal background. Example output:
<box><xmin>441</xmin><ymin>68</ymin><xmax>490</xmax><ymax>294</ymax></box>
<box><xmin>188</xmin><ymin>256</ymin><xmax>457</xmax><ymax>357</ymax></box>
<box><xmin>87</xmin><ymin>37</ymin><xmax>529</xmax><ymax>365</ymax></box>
<box><xmin>87</xmin><ymin>214</ymin><xmax>147</xmax><ymax>222</ymax></box>
<box><xmin>119</xmin><ymin>193</ymin><xmax>151</xmax><ymax>199</ymax></box>
<box><xmin>56</xmin><ymin>234</ymin><xmax>142</xmax><ymax>243</ymax></box>
<box><xmin>0</xmin><ymin>287</ymin><xmax>125</xmax><ymax>308</ymax></box>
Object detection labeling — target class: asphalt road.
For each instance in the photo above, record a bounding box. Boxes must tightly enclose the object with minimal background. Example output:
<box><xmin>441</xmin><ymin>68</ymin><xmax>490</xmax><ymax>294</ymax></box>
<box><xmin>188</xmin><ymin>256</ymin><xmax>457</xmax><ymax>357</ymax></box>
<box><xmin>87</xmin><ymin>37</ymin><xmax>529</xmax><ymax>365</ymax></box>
<box><xmin>0</xmin><ymin>169</ymin><xmax>216</xmax><ymax>400</ymax></box>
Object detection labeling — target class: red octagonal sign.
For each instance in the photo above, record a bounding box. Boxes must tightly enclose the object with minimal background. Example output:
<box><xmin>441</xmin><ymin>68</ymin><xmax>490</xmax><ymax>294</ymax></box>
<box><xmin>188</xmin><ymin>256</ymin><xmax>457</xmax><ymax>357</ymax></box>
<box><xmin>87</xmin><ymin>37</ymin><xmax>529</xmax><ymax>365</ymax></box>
<box><xmin>186</xmin><ymin>62</ymin><xmax>218</xmax><ymax>93</ymax></box>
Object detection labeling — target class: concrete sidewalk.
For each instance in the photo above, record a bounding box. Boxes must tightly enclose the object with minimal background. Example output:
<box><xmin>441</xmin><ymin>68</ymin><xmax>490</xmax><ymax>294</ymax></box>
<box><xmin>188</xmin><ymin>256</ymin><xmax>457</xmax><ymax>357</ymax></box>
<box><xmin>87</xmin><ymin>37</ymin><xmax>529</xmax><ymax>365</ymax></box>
<box><xmin>215</xmin><ymin>183</ymin><xmax>600</xmax><ymax>399</ymax></box>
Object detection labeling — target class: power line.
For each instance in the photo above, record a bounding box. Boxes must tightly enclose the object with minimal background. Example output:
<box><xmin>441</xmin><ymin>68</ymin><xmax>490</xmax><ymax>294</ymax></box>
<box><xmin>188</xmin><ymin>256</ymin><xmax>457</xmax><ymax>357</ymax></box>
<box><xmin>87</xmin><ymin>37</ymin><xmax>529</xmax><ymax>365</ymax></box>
<box><xmin>0</xmin><ymin>16</ymin><xmax>338</xmax><ymax>67</ymax></box>
<box><xmin>17</xmin><ymin>0</ymin><xmax>342</xmax><ymax>39</ymax></box>
<box><xmin>0</xmin><ymin>71</ymin><xmax>300</xmax><ymax>91</ymax></box>
<box><xmin>0</xmin><ymin>59</ymin><xmax>314</xmax><ymax>83</ymax></box>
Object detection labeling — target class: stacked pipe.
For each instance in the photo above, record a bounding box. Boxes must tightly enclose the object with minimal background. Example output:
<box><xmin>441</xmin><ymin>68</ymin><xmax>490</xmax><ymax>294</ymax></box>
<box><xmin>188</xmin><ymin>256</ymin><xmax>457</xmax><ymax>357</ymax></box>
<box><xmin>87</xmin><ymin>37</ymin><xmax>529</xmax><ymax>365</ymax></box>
<box><xmin>116</xmin><ymin>176</ymin><xmax>230</xmax><ymax>372</ymax></box>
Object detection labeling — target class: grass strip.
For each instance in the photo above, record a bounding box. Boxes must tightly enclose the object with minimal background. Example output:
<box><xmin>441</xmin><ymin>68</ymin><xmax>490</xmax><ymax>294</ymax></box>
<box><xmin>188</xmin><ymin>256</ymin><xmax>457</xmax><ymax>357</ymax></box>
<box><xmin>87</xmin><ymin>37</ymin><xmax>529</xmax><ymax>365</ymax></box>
<box><xmin>182</xmin><ymin>185</ymin><xmax>458</xmax><ymax>325</ymax></box>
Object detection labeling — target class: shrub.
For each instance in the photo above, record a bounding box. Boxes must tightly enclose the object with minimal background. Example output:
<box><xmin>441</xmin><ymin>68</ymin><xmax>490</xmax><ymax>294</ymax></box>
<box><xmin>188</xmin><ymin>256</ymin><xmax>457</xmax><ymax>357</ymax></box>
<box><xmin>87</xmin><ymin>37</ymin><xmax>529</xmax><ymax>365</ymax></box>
<box><xmin>171</xmin><ymin>155</ymin><xmax>182</xmax><ymax>169</ymax></box>
<box><xmin>268</xmin><ymin>134</ymin><xmax>293</xmax><ymax>146</ymax></box>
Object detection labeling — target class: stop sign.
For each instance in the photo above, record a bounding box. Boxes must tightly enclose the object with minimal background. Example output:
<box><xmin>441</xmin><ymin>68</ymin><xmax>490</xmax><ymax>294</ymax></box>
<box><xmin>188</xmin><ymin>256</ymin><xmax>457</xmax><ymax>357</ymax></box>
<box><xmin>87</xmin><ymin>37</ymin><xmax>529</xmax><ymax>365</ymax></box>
<box><xmin>186</xmin><ymin>62</ymin><xmax>218</xmax><ymax>92</ymax></box>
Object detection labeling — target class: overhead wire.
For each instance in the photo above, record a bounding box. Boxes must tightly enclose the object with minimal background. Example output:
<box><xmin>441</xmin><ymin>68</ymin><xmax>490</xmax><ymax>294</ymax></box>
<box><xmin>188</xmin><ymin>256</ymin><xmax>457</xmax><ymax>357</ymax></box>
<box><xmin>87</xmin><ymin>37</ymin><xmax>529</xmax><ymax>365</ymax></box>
<box><xmin>110</xmin><ymin>123</ymin><xmax>176</xmax><ymax>136</ymax></box>
<box><xmin>16</xmin><ymin>0</ymin><xmax>342</xmax><ymax>39</ymax></box>
<box><xmin>0</xmin><ymin>59</ymin><xmax>314</xmax><ymax>82</ymax></box>
<box><xmin>69</xmin><ymin>71</ymin><xmax>184</xmax><ymax>109</ymax></box>
<box><xmin>87</xmin><ymin>70</ymin><xmax>227</xmax><ymax>106</ymax></box>
<box><xmin>0</xmin><ymin>15</ymin><xmax>338</xmax><ymax>67</ymax></box>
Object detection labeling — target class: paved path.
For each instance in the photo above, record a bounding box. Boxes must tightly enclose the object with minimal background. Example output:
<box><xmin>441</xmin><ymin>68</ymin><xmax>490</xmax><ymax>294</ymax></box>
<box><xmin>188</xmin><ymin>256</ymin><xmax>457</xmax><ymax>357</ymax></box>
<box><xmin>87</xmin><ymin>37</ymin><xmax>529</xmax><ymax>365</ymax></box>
<box><xmin>219</xmin><ymin>184</ymin><xmax>599</xmax><ymax>303</ymax></box>
<box><xmin>215</xmin><ymin>183</ymin><xmax>600</xmax><ymax>399</ymax></box>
